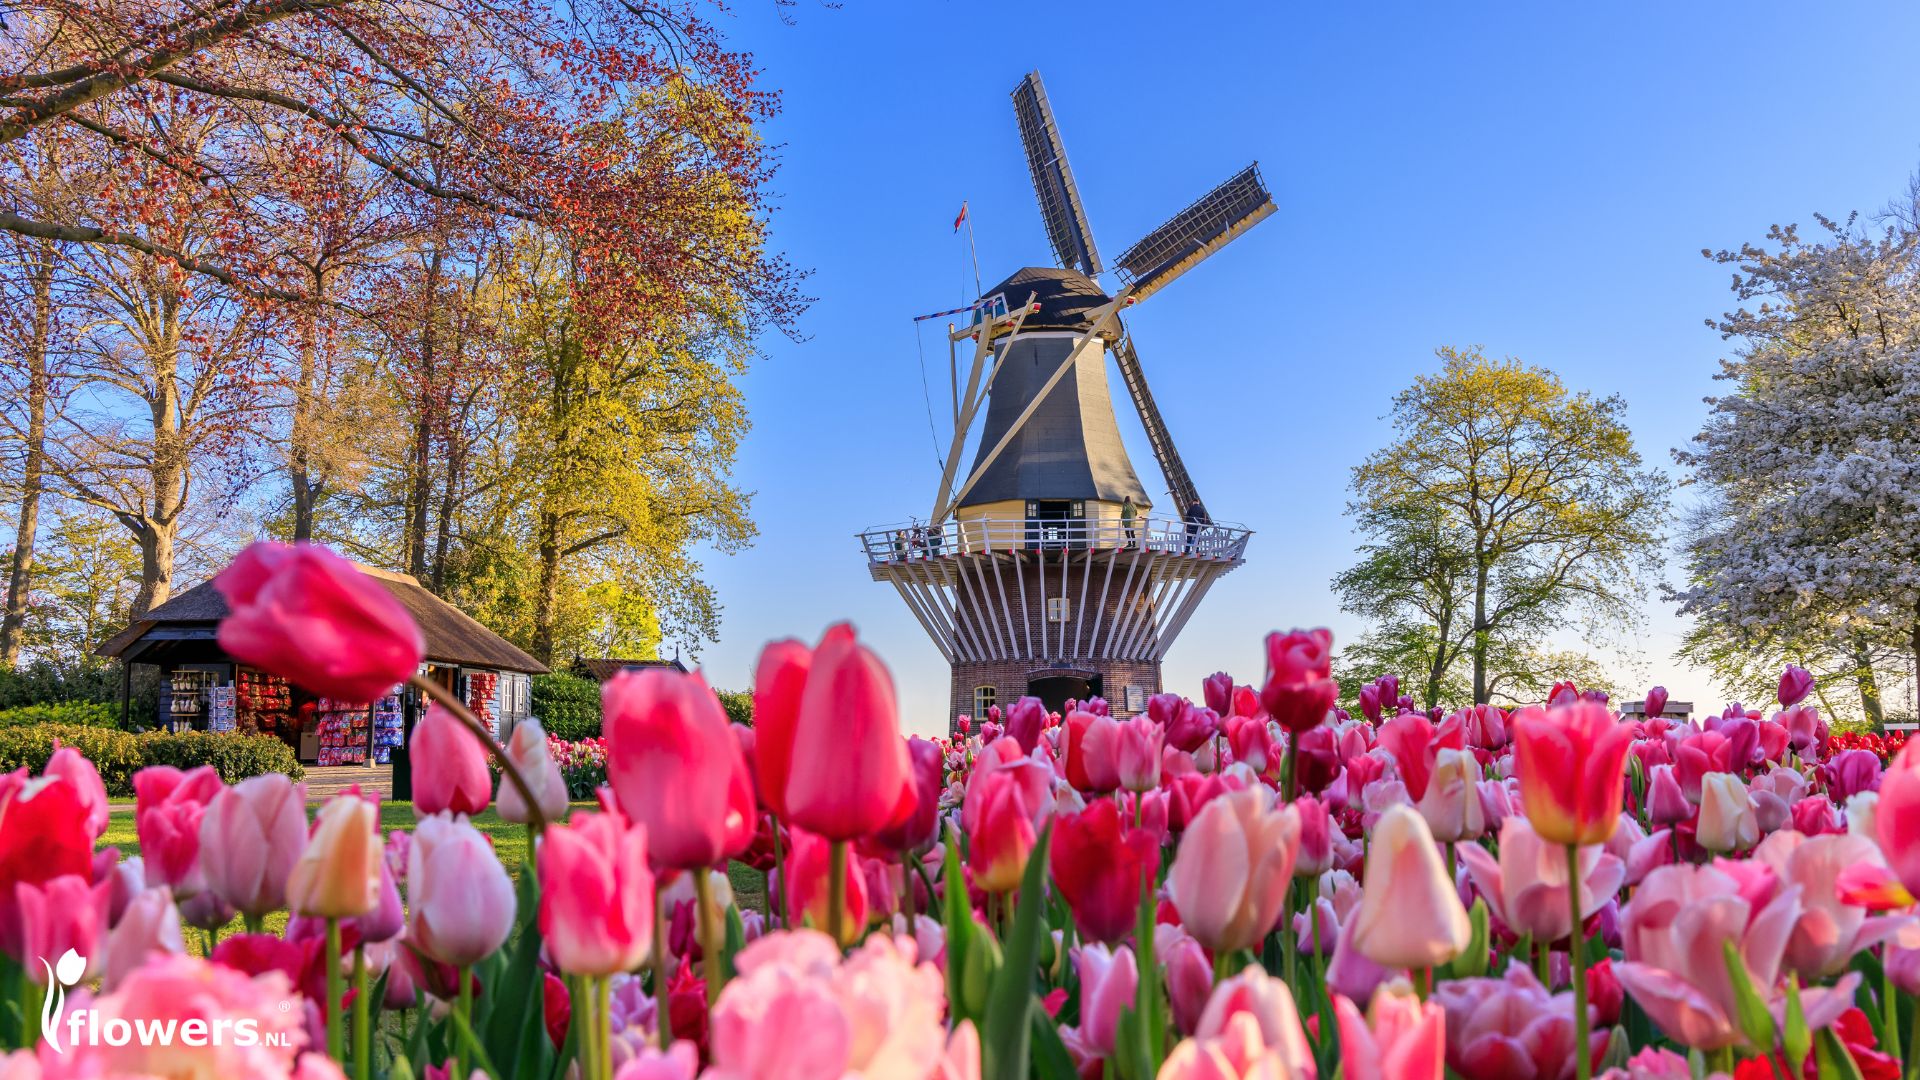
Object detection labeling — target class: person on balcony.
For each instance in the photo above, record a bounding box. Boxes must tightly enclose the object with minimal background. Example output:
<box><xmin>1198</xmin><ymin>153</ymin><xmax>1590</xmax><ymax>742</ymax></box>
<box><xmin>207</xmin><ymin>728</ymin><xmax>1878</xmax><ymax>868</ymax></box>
<box><xmin>1184</xmin><ymin>498</ymin><xmax>1209</xmax><ymax>552</ymax></box>
<box><xmin>1121</xmin><ymin>495</ymin><xmax>1138</xmax><ymax>548</ymax></box>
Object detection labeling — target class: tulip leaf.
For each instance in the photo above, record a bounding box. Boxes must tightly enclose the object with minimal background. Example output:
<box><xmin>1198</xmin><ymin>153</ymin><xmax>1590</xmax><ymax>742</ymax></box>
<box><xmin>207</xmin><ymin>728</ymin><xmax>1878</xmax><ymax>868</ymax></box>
<box><xmin>961</xmin><ymin>918</ymin><xmax>1002</xmax><ymax>1019</ymax></box>
<box><xmin>1029</xmin><ymin>998</ymin><xmax>1079</xmax><ymax>1080</ymax></box>
<box><xmin>484</xmin><ymin>869</ymin><xmax>548</xmax><ymax>1075</ymax></box>
<box><xmin>943</xmin><ymin>826</ymin><xmax>977</xmax><ymax>1026</ymax></box>
<box><xmin>447</xmin><ymin>1001</ymin><xmax>504</xmax><ymax>1080</ymax></box>
<box><xmin>1134</xmin><ymin>866</ymin><xmax>1165</xmax><ymax>1070</ymax></box>
<box><xmin>720</xmin><ymin>903</ymin><xmax>746</xmax><ymax>984</ymax></box>
<box><xmin>1814</xmin><ymin>1026</ymin><xmax>1867</xmax><ymax>1080</ymax></box>
<box><xmin>981</xmin><ymin>821</ymin><xmax>1052</xmax><ymax>1080</ymax></box>
<box><xmin>1782</xmin><ymin>974</ymin><xmax>1811</xmax><ymax>1070</ymax></box>
<box><xmin>1720</xmin><ymin>939</ymin><xmax>1776</xmax><ymax>1050</ymax></box>
<box><xmin>1455</xmin><ymin>898</ymin><xmax>1490</xmax><ymax>979</ymax></box>
<box><xmin>389</xmin><ymin>1053</ymin><xmax>417</xmax><ymax>1080</ymax></box>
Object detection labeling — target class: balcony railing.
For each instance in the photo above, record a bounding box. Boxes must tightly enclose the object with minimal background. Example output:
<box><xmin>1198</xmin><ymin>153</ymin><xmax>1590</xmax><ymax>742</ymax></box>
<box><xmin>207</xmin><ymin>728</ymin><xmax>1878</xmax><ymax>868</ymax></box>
<box><xmin>858</xmin><ymin>515</ymin><xmax>1252</xmax><ymax>567</ymax></box>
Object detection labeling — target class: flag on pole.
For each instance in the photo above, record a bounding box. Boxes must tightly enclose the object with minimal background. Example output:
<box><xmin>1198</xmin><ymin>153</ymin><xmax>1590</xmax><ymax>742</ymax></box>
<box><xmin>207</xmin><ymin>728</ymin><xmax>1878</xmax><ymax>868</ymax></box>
<box><xmin>953</xmin><ymin>201</ymin><xmax>968</xmax><ymax>232</ymax></box>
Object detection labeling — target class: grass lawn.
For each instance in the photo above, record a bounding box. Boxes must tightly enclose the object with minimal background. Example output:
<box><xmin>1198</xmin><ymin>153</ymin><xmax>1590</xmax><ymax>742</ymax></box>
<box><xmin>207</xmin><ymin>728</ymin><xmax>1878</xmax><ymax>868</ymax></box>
<box><xmin>100</xmin><ymin>802</ymin><xmax>769</xmax><ymax>953</ymax></box>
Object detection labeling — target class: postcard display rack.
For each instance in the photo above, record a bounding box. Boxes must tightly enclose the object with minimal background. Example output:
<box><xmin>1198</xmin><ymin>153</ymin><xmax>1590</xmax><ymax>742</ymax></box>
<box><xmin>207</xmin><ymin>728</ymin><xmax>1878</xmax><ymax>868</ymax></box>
<box><xmin>236</xmin><ymin>669</ymin><xmax>294</xmax><ymax>735</ymax></box>
<box><xmin>466</xmin><ymin>671</ymin><xmax>500</xmax><ymax>739</ymax></box>
<box><xmin>313</xmin><ymin>699</ymin><xmax>372</xmax><ymax>766</ymax></box>
<box><xmin>371</xmin><ymin>694</ymin><xmax>404</xmax><ymax>764</ymax></box>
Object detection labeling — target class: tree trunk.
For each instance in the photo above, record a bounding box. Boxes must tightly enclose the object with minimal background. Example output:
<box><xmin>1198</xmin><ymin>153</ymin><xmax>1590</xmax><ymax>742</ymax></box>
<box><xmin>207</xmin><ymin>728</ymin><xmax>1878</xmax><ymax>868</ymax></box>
<box><xmin>1425</xmin><ymin>614</ymin><xmax>1452</xmax><ymax>711</ymax></box>
<box><xmin>404</xmin><ymin>249</ymin><xmax>443</xmax><ymax>578</ymax></box>
<box><xmin>1848</xmin><ymin>634</ymin><xmax>1885</xmax><ymax>728</ymax></box>
<box><xmin>289</xmin><ymin>290</ymin><xmax>321</xmax><ymax>541</ymax></box>
<box><xmin>0</xmin><ymin>239</ymin><xmax>55</xmax><ymax>665</ymax></box>
<box><xmin>532</xmin><ymin>511</ymin><xmax>562</xmax><ymax>664</ymax></box>
<box><xmin>430</xmin><ymin>439</ymin><xmax>462</xmax><ymax>592</ymax></box>
<box><xmin>131</xmin><ymin>304</ymin><xmax>187</xmax><ymax>618</ymax></box>
<box><xmin>1471</xmin><ymin>561</ymin><xmax>1490</xmax><ymax>704</ymax></box>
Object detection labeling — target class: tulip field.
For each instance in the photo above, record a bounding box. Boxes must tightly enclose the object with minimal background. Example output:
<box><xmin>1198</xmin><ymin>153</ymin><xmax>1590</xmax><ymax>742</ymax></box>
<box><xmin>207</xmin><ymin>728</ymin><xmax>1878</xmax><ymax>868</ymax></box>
<box><xmin>1</xmin><ymin>541</ymin><xmax>1918</xmax><ymax>1080</ymax></box>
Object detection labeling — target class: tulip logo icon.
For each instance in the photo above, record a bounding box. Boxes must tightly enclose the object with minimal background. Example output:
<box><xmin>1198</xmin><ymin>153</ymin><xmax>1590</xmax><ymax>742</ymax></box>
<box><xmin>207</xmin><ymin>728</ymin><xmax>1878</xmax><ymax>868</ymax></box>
<box><xmin>40</xmin><ymin>948</ymin><xmax>85</xmax><ymax>1053</ymax></box>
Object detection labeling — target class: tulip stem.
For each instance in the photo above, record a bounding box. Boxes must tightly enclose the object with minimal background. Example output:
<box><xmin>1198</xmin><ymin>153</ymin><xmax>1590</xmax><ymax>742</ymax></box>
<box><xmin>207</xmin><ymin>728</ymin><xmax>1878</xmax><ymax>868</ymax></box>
<box><xmin>652</xmin><ymin>899</ymin><xmax>673</xmax><ymax>1050</ymax></box>
<box><xmin>454</xmin><ymin>965</ymin><xmax>473</xmax><ymax>1079</ymax></box>
<box><xmin>324</xmin><ymin>918</ymin><xmax>345</xmax><ymax>1063</ymax></box>
<box><xmin>1281</xmin><ymin>879</ymin><xmax>1298</xmax><ymax>990</ymax></box>
<box><xmin>769</xmin><ymin>816</ymin><xmax>785</xmax><ymax>928</ymax></box>
<box><xmin>1567</xmin><ymin>843</ymin><xmax>1590</xmax><ymax>1080</ymax></box>
<box><xmin>597</xmin><ymin>975</ymin><xmax>613</xmax><ymax>1080</ymax></box>
<box><xmin>1535</xmin><ymin>936</ymin><xmax>1551</xmax><ymax>989</ymax></box>
<box><xmin>245</xmin><ymin>912</ymin><xmax>264</xmax><ymax>936</ymax></box>
<box><xmin>693</xmin><ymin>869</ymin><xmax>724</xmax><ymax>1005</ymax></box>
<box><xmin>828</xmin><ymin>840</ymin><xmax>848</xmax><ymax>947</ymax></box>
<box><xmin>351</xmin><ymin>945</ymin><xmax>370</xmax><ymax>1080</ymax></box>
<box><xmin>1884</xmin><ymin>962</ymin><xmax>1902</xmax><ymax>1064</ymax></box>
<box><xmin>1905</xmin><ymin>992</ymin><xmax>1920</xmax><ymax>1080</ymax></box>
<box><xmin>900</xmin><ymin>855</ymin><xmax>915</xmax><ymax>926</ymax></box>
<box><xmin>410</xmin><ymin>674</ymin><xmax>547</xmax><ymax>834</ymax></box>
<box><xmin>1281</xmin><ymin>738</ymin><xmax>1298</xmax><ymax>802</ymax></box>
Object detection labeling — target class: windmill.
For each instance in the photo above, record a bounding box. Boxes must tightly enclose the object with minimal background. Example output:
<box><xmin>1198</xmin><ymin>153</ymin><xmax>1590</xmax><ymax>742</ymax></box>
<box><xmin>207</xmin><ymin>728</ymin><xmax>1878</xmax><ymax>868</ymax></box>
<box><xmin>859</xmin><ymin>70</ymin><xmax>1274</xmax><ymax>723</ymax></box>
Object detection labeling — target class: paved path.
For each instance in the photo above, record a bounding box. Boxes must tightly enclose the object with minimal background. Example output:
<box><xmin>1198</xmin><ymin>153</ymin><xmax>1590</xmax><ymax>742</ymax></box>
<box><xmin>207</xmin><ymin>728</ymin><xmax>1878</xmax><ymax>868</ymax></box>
<box><xmin>301</xmin><ymin>764</ymin><xmax>393</xmax><ymax>801</ymax></box>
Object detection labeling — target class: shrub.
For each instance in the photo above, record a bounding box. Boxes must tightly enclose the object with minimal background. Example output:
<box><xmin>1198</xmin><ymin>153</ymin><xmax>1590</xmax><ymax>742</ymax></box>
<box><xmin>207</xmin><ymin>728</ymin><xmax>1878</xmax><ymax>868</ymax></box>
<box><xmin>0</xmin><ymin>723</ymin><xmax>144</xmax><ymax>794</ymax></box>
<box><xmin>0</xmin><ymin>701</ymin><xmax>118</xmax><ymax>728</ymax></box>
<box><xmin>533</xmin><ymin>672</ymin><xmax>602</xmax><ymax>741</ymax></box>
<box><xmin>136</xmin><ymin>731</ymin><xmax>305</xmax><ymax>786</ymax></box>
<box><xmin>715</xmin><ymin>688</ymin><xmax>753</xmax><ymax>727</ymax></box>
<box><xmin>0</xmin><ymin>724</ymin><xmax>303</xmax><ymax>795</ymax></box>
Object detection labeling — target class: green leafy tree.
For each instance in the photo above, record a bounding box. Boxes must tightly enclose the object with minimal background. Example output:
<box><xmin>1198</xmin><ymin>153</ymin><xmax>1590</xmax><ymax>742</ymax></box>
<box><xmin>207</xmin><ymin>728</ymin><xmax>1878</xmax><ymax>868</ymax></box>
<box><xmin>1342</xmin><ymin>347</ymin><xmax>1669</xmax><ymax>704</ymax></box>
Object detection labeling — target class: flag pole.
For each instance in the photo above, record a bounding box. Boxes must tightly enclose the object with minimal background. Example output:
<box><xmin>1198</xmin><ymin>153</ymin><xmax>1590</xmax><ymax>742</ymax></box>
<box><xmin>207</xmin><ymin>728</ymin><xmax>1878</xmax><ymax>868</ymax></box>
<box><xmin>963</xmin><ymin>212</ymin><xmax>982</xmax><ymax>295</ymax></box>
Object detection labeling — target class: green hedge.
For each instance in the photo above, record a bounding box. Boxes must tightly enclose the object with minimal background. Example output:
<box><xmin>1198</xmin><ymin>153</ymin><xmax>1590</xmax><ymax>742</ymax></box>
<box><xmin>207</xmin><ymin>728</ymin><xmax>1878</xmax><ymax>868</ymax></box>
<box><xmin>533</xmin><ymin>673</ymin><xmax>602</xmax><ymax>741</ymax></box>
<box><xmin>716</xmin><ymin>689</ymin><xmax>753</xmax><ymax>728</ymax></box>
<box><xmin>0</xmin><ymin>723</ymin><xmax>304</xmax><ymax>797</ymax></box>
<box><xmin>0</xmin><ymin>701</ymin><xmax>118</xmax><ymax>728</ymax></box>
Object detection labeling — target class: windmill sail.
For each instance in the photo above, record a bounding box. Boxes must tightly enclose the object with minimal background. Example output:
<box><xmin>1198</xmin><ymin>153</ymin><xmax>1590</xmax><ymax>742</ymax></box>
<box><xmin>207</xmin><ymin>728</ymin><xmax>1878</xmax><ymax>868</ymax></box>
<box><xmin>1114</xmin><ymin>164</ymin><xmax>1275</xmax><ymax>304</ymax></box>
<box><xmin>1110</xmin><ymin>328</ymin><xmax>1202</xmax><ymax>516</ymax></box>
<box><xmin>1011</xmin><ymin>72</ymin><xmax>1102</xmax><ymax>276</ymax></box>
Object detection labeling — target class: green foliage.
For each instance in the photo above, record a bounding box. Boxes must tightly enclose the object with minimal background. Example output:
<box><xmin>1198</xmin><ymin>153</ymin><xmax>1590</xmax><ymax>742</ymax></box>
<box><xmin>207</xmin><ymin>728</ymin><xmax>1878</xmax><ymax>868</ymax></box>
<box><xmin>531</xmin><ymin>672</ymin><xmax>602</xmax><ymax>741</ymax></box>
<box><xmin>0</xmin><ymin>700</ymin><xmax>117</xmax><ymax>727</ymax></box>
<box><xmin>0</xmin><ymin>723</ymin><xmax>302</xmax><ymax>796</ymax></box>
<box><xmin>136</xmin><ymin>731</ymin><xmax>305</xmax><ymax>786</ymax></box>
<box><xmin>0</xmin><ymin>660</ymin><xmax>122</xmax><ymax>708</ymax></box>
<box><xmin>716</xmin><ymin>688</ymin><xmax>752</xmax><ymax>727</ymax></box>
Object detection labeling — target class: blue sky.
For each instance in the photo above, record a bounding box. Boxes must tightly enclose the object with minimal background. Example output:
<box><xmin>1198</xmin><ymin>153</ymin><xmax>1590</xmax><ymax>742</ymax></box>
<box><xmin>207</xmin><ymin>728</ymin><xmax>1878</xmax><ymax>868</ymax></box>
<box><xmin>685</xmin><ymin>1</ymin><xmax>1920</xmax><ymax>734</ymax></box>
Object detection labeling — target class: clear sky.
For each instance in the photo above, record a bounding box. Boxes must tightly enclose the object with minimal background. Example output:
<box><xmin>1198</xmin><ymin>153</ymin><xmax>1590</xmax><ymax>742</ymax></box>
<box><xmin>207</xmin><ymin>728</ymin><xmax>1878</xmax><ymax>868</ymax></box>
<box><xmin>683</xmin><ymin>1</ymin><xmax>1920</xmax><ymax>735</ymax></box>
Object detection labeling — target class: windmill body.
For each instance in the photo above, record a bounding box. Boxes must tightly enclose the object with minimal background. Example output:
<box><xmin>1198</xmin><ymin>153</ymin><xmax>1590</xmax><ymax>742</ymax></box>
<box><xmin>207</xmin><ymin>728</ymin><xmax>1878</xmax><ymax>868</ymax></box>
<box><xmin>858</xmin><ymin>72</ymin><xmax>1273</xmax><ymax>726</ymax></box>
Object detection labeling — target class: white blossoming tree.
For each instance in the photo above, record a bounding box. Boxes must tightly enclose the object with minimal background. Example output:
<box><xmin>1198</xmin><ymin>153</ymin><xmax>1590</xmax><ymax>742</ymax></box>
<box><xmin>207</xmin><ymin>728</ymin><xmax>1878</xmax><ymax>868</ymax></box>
<box><xmin>1674</xmin><ymin>208</ymin><xmax>1920</xmax><ymax>720</ymax></box>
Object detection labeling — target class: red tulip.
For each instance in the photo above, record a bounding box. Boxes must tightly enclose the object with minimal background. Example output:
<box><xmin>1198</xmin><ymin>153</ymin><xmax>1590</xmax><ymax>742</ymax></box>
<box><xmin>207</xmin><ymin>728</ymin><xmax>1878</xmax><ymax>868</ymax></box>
<box><xmin>1779</xmin><ymin>664</ymin><xmax>1814</xmax><ymax>707</ymax></box>
<box><xmin>1512</xmin><ymin>700</ymin><xmax>1634</xmax><ymax>846</ymax></box>
<box><xmin>538</xmin><ymin>810</ymin><xmax>654</xmax><ymax>977</ymax></box>
<box><xmin>605</xmin><ymin>668</ymin><xmax>756</xmax><ymax>869</ymax></box>
<box><xmin>1050</xmin><ymin>800</ymin><xmax>1158</xmax><ymax>943</ymax></box>
<box><xmin>779</xmin><ymin>624</ymin><xmax>912</xmax><ymax>841</ymax></box>
<box><xmin>1259</xmin><ymin>629</ymin><xmax>1338</xmax><ymax>734</ymax></box>
<box><xmin>0</xmin><ymin>763</ymin><xmax>97</xmax><ymax>961</ymax></box>
<box><xmin>781</xmin><ymin>827</ymin><xmax>868</xmax><ymax>944</ymax></box>
<box><xmin>1377</xmin><ymin>713</ymin><xmax>1439</xmax><ymax>802</ymax></box>
<box><xmin>133</xmin><ymin>765</ymin><xmax>224</xmax><ymax>893</ymax></box>
<box><xmin>1063</xmin><ymin>710</ymin><xmax>1118</xmax><ymax>793</ymax></box>
<box><xmin>962</xmin><ymin>742</ymin><xmax>1054</xmax><ymax>893</ymax></box>
<box><xmin>410</xmin><ymin>703</ymin><xmax>492</xmax><ymax>816</ymax></box>
<box><xmin>214</xmin><ymin>541</ymin><xmax>425</xmax><ymax>704</ymax></box>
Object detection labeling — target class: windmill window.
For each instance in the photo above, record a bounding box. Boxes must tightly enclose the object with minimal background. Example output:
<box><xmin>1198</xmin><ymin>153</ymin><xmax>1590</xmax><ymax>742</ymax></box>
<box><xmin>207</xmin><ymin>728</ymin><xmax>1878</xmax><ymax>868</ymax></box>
<box><xmin>973</xmin><ymin>685</ymin><xmax>996</xmax><ymax>718</ymax></box>
<box><xmin>1046</xmin><ymin>597</ymin><xmax>1071</xmax><ymax>623</ymax></box>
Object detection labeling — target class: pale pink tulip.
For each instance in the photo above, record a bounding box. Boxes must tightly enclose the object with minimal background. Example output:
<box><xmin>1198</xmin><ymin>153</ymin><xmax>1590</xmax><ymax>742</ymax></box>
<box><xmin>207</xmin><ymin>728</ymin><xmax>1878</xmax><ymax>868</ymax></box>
<box><xmin>1351</xmin><ymin>805</ymin><xmax>1471</xmax><ymax>969</ymax></box>
<box><xmin>1417</xmin><ymin>748</ymin><xmax>1485</xmax><ymax>843</ymax></box>
<box><xmin>1193</xmin><ymin>967</ymin><xmax>1314</xmax><ymax>1075</ymax></box>
<box><xmin>1695</xmin><ymin>773</ymin><xmax>1758</xmax><ymax>853</ymax></box>
<box><xmin>1065</xmin><ymin>944</ymin><xmax>1137</xmax><ymax>1060</ymax></box>
<box><xmin>1167</xmin><ymin>786</ymin><xmax>1298</xmax><ymax>953</ymax></box>
<box><xmin>1460</xmin><ymin>817</ymin><xmax>1624</xmax><ymax>944</ymax></box>
<box><xmin>1752</xmin><ymin>830</ymin><xmax>1915</xmax><ymax>978</ymax></box>
<box><xmin>198</xmin><ymin>773</ymin><xmax>307</xmax><ymax>918</ymax></box>
<box><xmin>102</xmin><ymin>887</ymin><xmax>184</xmax><ymax>992</ymax></box>
<box><xmin>498</xmin><ymin>719</ymin><xmax>569</xmax><ymax>824</ymax></box>
<box><xmin>407</xmin><ymin>812</ymin><xmax>516</xmax><ymax>967</ymax></box>
<box><xmin>1335</xmin><ymin>983</ymin><xmax>1446</xmax><ymax>1080</ymax></box>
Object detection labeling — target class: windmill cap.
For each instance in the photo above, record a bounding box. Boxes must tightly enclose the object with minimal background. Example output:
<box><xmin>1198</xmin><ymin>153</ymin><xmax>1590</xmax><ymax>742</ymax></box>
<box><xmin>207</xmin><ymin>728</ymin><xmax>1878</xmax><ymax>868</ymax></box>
<box><xmin>982</xmin><ymin>266</ymin><xmax>1119</xmax><ymax>338</ymax></box>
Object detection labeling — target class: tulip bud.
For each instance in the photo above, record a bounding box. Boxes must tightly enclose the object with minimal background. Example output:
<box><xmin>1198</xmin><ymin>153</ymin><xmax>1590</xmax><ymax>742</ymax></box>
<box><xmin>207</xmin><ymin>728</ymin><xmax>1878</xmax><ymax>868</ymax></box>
<box><xmin>288</xmin><ymin>795</ymin><xmax>382</xmax><ymax>918</ymax></box>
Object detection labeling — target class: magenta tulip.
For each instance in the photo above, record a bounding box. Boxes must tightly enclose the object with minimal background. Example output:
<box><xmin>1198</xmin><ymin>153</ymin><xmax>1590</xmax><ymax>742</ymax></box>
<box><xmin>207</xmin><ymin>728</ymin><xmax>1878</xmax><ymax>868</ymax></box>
<box><xmin>538</xmin><ymin>811</ymin><xmax>655</xmax><ymax>976</ymax></box>
<box><xmin>1778</xmin><ymin>664</ymin><xmax>1814</xmax><ymax>707</ymax></box>
<box><xmin>778</xmin><ymin>624</ymin><xmax>912</xmax><ymax>841</ymax></box>
<box><xmin>1259</xmin><ymin>628</ymin><xmax>1338</xmax><ymax>734</ymax></box>
<box><xmin>605</xmin><ymin>667</ymin><xmax>756</xmax><ymax>869</ymax></box>
<box><xmin>133</xmin><ymin>765</ymin><xmax>224</xmax><ymax>895</ymax></box>
<box><xmin>411</xmin><ymin>702</ymin><xmax>492</xmax><ymax>817</ymax></box>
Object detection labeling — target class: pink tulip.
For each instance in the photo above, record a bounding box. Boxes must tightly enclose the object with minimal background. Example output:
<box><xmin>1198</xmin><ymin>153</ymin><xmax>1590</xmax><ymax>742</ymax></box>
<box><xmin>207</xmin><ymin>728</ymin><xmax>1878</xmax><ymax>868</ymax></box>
<box><xmin>1433</xmin><ymin>964</ymin><xmax>1595</xmax><ymax>1080</ymax></box>
<box><xmin>407</xmin><ymin>812</ymin><xmax>516</xmax><ymax>967</ymax></box>
<box><xmin>1752</xmin><ymin>830</ymin><xmax>1915</xmax><ymax>978</ymax></box>
<box><xmin>780</xmin><ymin>827</ymin><xmax>868</xmax><ymax>945</ymax></box>
<box><xmin>1820</xmin><ymin>749</ymin><xmax>1881</xmax><ymax>804</ymax></box>
<box><xmin>1335</xmin><ymin>984</ymin><xmax>1447</xmax><ymax>1080</ymax></box>
<box><xmin>0</xmin><ymin>761</ymin><xmax>95</xmax><ymax>961</ymax></box>
<box><xmin>1203</xmin><ymin>672</ymin><xmax>1235</xmax><ymax>718</ymax></box>
<box><xmin>498</xmin><ymin>719</ymin><xmax>569</xmax><ymax>824</ymax></box>
<box><xmin>780</xmin><ymin>624</ymin><xmax>912</xmax><ymax>841</ymax></box>
<box><xmin>1168</xmin><ymin>786</ymin><xmax>1298</xmax><ymax>953</ymax></box>
<box><xmin>17</xmin><ymin>873</ymin><xmax>109</xmax><ymax>984</ymax></box>
<box><xmin>1193</xmin><ymin>967</ymin><xmax>1315</xmax><ymax>1073</ymax></box>
<box><xmin>1778</xmin><ymin>664</ymin><xmax>1814</xmax><ymax>707</ymax></box>
<box><xmin>214</xmin><ymin>541</ymin><xmax>425</xmax><ymax>703</ymax></box>
<box><xmin>539</xmin><ymin>810</ymin><xmax>655</xmax><ymax>976</ymax></box>
<box><xmin>1417</xmin><ymin>747</ymin><xmax>1485</xmax><ymax>843</ymax></box>
<box><xmin>605</xmin><ymin>667</ymin><xmax>756</xmax><ymax>869</ymax></box>
<box><xmin>1224</xmin><ymin>713</ymin><xmax>1273</xmax><ymax>776</ymax></box>
<box><xmin>103</xmin><ymin>886</ymin><xmax>184</xmax><ymax>991</ymax></box>
<box><xmin>1459</xmin><ymin>704</ymin><xmax>1508</xmax><ymax>751</ymax></box>
<box><xmin>411</xmin><ymin>702</ymin><xmax>492</xmax><ymax>817</ymax></box>
<box><xmin>133</xmin><ymin>765</ymin><xmax>224</xmax><ymax>894</ymax></box>
<box><xmin>615</xmin><ymin>1043</ymin><xmax>701</xmax><ymax>1080</ymax></box>
<box><xmin>1065</xmin><ymin>944</ymin><xmax>1137</xmax><ymax>1060</ymax></box>
<box><xmin>1004</xmin><ymin>696</ymin><xmax>1048</xmax><ymax>755</ymax></box>
<box><xmin>44</xmin><ymin>746</ymin><xmax>108</xmax><ymax>840</ymax></box>
<box><xmin>1294</xmin><ymin>795</ymin><xmax>1335</xmax><ymax>877</ymax></box>
<box><xmin>1461</xmin><ymin>817</ymin><xmax>1624</xmax><ymax>945</ymax></box>
<box><xmin>1782</xmin><ymin>705</ymin><xmax>1821</xmax><ymax>755</ymax></box>
<box><xmin>1512</xmin><ymin>700</ymin><xmax>1633</xmax><ymax>846</ymax></box>
<box><xmin>1259</xmin><ymin>628</ymin><xmax>1338</xmax><ymax>734</ymax></box>
<box><xmin>1643</xmin><ymin>686</ymin><xmax>1669</xmax><ymax>719</ymax></box>
<box><xmin>1791</xmin><ymin>796</ymin><xmax>1838</xmax><ymax>837</ymax></box>
<box><xmin>1155</xmin><ymin>925</ymin><xmax>1214</xmax><ymax>1035</ymax></box>
<box><xmin>198</xmin><ymin>773</ymin><xmax>308</xmax><ymax>918</ymax></box>
<box><xmin>1111</xmin><ymin>715</ymin><xmax>1164</xmax><ymax>792</ymax></box>
<box><xmin>960</xmin><ymin>741</ymin><xmax>1054</xmax><ymax>893</ymax></box>
<box><xmin>1646</xmin><ymin>765</ymin><xmax>1690</xmax><ymax>826</ymax></box>
<box><xmin>1754</xmin><ymin>720</ymin><xmax>1789</xmax><ymax>764</ymax></box>
<box><xmin>868</xmin><ymin>736</ymin><xmax>943</xmax><ymax>854</ymax></box>
<box><xmin>1615</xmin><ymin>863</ymin><xmax>1858</xmax><ymax>1050</ymax></box>
<box><xmin>1154</xmin><ymin>694</ymin><xmax>1220</xmax><ymax>754</ymax></box>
